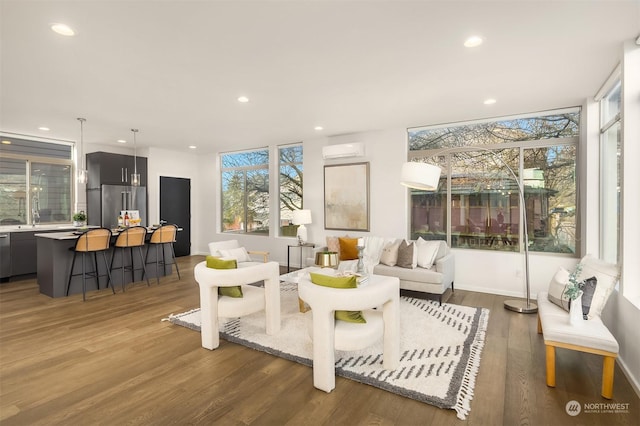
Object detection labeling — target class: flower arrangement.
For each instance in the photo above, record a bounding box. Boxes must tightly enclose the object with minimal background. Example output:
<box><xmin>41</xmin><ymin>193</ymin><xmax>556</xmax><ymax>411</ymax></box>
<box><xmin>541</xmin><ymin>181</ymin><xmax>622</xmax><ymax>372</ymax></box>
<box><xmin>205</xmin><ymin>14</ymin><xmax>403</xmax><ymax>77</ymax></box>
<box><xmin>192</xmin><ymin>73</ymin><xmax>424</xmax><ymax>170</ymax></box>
<box><xmin>563</xmin><ymin>263</ymin><xmax>584</xmax><ymax>300</ymax></box>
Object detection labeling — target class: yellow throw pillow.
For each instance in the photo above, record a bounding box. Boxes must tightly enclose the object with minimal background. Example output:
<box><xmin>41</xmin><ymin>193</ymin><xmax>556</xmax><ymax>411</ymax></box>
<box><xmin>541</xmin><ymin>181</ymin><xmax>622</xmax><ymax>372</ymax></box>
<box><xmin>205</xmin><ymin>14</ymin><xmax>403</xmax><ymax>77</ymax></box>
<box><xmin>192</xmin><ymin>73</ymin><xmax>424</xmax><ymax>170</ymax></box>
<box><xmin>206</xmin><ymin>256</ymin><xmax>243</xmax><ymax>298</ymax></box>
<box><xmin>338</xmin><ymin>237</ymin><xmax>359</xmax><ymax>261</ymax></box>
<box><xmin>309</xmin><ymin>273</ymin><xmax>365</xmax><ymax>323</ymax></box>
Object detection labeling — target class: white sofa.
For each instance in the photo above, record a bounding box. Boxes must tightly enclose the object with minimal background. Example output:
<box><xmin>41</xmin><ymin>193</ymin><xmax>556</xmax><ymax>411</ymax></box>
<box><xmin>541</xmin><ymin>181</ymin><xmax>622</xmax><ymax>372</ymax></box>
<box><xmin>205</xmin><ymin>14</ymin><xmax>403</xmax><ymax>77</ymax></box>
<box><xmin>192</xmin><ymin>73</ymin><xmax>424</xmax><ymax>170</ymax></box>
<box><xmin>313</xmin><ymin>237</ymin><xmax>455</xmax><ymax>305</ymax></box>
<box><xmin>373</xmin><ymin>240</ymin><xmax>454</xmax><ymax>305</ymax></box>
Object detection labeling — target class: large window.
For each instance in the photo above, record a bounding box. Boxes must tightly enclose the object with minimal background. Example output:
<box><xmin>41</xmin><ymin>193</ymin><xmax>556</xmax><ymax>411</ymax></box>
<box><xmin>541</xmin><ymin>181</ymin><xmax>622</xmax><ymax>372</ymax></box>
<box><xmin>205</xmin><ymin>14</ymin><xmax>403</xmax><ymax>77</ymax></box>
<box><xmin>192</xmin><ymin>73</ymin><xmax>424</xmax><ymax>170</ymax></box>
<box><xmin>599</xmin><ymin>80</ymin><xmax>621</xmax><ymax>264</ymax></box>
<box><xmin>278</xmin><ymin>144</ymin><xmax>303</xmax><ymax>237</ymax></box>
<box><xmin>0</xmin><ymin>135</ymin><xmax>73</xmax><ymax>225</ymax></box>
<box><xmin>407</xmin><ymin>109</ymin><xmax>579</xmax><ymax>254</ymax></box>
<box><xmin>220</xmin><ymin>149</ymin><xmax>269</xmax><ymax>234</ymax></box>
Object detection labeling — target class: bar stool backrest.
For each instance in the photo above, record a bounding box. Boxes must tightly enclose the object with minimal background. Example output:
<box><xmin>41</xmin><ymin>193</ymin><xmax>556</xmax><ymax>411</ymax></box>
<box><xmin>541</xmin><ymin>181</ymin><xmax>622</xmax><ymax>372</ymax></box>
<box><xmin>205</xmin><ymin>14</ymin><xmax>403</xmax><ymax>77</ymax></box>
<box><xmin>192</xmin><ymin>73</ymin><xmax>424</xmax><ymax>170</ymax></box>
<box><xmin>75</xmin><ymin>228</ymin><xmax>111</xmax><ymax>253</ymax></box>
<box><xmin>150</xmin><ymin>224</ymin><xmax>177</xmax><ymax>244</ymax></box>
<box><xmin>115</xmin><ymin>226</ymin><xmax>147</xmax><ymax>248</ymax></box>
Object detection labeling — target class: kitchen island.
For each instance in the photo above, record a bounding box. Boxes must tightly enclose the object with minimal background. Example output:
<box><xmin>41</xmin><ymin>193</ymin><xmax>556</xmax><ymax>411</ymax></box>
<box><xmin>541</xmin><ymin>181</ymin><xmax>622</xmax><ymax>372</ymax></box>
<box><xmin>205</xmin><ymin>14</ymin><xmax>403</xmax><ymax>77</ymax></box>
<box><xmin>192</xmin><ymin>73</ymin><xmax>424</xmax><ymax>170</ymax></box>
<box><xmin>36</xmin><ymin>230</ymin><xmax>176</xmax><ymax>297</ymax></box>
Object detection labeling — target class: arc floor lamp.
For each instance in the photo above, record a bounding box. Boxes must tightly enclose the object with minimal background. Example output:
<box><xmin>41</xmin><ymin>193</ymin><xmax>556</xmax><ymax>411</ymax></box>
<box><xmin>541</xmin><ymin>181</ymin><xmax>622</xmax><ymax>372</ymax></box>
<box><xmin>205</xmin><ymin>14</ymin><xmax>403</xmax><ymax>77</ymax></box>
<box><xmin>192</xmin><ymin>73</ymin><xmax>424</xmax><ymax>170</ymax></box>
<box><xmin>401</xmin><ymin>152</ymin><xmax>537</xmax><ymax>314</ymax></box>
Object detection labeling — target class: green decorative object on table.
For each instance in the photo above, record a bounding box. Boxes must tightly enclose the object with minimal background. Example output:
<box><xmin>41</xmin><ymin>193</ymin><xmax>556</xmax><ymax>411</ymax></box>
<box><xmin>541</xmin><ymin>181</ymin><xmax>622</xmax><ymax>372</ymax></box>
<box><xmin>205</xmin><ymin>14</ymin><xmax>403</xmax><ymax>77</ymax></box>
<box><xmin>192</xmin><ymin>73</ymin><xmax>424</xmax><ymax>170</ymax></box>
<box><xmin>72</xmin><ymin>211</ymin><xmax>87</xmax><ymax>227</ymax></box>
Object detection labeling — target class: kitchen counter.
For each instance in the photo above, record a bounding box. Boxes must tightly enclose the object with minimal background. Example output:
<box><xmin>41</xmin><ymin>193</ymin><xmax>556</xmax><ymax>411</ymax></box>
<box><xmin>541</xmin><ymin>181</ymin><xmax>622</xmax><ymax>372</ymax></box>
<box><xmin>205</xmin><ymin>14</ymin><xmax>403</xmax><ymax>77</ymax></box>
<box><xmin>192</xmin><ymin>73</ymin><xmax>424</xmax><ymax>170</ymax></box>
<box><xmin>35</xmin><ymin>228</ymin><xmax>176</xmax><ymax>297</ymax></box>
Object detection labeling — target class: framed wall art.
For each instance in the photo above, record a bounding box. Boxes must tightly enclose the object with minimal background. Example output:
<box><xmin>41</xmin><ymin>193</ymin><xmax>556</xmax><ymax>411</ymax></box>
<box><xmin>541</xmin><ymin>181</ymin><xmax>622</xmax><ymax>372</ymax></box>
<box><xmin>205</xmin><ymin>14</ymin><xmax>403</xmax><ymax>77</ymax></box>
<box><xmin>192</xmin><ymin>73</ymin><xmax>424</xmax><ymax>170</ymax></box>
<box><xmin>324</xmin><ymin>162</ymin><xmax>370</xmax><ymax>231</ymax></box>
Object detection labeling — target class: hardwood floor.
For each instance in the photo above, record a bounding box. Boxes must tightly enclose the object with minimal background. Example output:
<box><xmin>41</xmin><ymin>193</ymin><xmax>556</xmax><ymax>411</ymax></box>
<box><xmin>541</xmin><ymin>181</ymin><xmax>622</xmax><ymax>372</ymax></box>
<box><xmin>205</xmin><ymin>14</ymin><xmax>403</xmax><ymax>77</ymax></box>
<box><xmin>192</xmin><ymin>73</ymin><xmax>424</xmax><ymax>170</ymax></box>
<box><xmin>1</xmin><ymin>255</ymin><xmax>638</xmax><ymax>425</ymax></box>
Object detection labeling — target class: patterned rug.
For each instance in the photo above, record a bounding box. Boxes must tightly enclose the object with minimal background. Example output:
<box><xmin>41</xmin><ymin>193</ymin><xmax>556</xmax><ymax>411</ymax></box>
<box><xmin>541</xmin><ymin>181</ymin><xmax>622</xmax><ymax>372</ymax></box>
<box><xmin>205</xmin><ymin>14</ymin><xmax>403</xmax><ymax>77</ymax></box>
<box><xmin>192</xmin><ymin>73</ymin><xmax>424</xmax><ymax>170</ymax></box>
<box><xmin>165</xmin><ymin>283</ymin><xmax>489</xmax><ymax>420</ymax></box>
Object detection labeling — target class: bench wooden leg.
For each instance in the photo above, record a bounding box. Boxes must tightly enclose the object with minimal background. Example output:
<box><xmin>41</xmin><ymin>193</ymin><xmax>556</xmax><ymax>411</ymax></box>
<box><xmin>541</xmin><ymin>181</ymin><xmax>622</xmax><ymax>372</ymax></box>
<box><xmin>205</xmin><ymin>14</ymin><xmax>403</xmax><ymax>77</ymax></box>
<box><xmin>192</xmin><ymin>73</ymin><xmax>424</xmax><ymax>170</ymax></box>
<box><xmin>546</xmin><ymin>345</ymin><xmax>556</xmax><ymax>387</ymax></box>
<box><xmin>602</xmin><ymin>356</ymin><xmax>615</xmax><ymax>399</ymax></box>
<box><xmin>537</xmin><ymin>314</ymin><xmax>542</xmax><ymax>334</ymax></box>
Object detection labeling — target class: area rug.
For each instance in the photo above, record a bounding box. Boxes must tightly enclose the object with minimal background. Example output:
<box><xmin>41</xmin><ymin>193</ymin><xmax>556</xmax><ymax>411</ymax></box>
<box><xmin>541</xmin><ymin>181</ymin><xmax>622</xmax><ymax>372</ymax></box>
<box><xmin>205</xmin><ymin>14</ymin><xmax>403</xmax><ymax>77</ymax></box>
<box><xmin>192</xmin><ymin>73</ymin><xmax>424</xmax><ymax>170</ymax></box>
<box><xmin>165</xmin><ymin>283</ymin><xmax>489</xmax><ymax>420</ymax></box>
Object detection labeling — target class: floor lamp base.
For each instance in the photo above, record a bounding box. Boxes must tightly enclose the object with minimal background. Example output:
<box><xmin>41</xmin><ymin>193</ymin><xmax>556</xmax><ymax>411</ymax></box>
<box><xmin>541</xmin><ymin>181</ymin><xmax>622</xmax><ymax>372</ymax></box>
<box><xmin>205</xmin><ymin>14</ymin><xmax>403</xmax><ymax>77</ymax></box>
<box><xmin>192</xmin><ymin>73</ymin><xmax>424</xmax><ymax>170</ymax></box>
<box><xmin>504</xmin><ymin>299</ymin><xmax>538</xmax><ymax>314</ymax></box>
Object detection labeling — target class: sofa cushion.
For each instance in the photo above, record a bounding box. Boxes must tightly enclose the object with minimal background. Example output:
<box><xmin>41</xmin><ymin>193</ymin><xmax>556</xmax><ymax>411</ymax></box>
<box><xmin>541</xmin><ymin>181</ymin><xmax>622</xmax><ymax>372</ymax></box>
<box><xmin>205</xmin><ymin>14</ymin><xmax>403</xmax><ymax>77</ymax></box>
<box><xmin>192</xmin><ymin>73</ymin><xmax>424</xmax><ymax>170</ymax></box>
<box><xmin>338</xmin><ymin>237</ymin><xmax>359</xmax><ymax>261</ymax></box>
<box><xmin>397</xmin><ymin>240</ymin><xmax>417</xmax><ymax>269</ymax></box>
<box><xmin>206</xmin><ymin>256</ymin><xmax>243</xmax><ymax>298</ymax></box>
<box><xmin>218</xmin><ymin>247</ymin><xmax>252</xmax><ymax>263</ymax></box>
<box><xmin>576</xmin><ymin>255</ymin><xmax>619</xmax><ymax>319</ymax></box>
<box><xmin>374</xmin><ymin>263</ymin><xmax>444</xmax><ymax>284</ymax></box>
<box><xmin>309</xmin><ymin>272</ymin><xmax>365</xmax><ymax>323</ymax></box>
<box><xmin>547</xmin><ymin>267</ymin><xmax>571</xmax><ymax>311</ymax></box>
<box><xmin>415</xmin><ymin>238</ymin><xmax>441</xmax><ymax>269</ymax></box>
<box><xmin>379</xmin><ymin>240</ymin><xmax>401</xmax><ymax>266</ymax></box>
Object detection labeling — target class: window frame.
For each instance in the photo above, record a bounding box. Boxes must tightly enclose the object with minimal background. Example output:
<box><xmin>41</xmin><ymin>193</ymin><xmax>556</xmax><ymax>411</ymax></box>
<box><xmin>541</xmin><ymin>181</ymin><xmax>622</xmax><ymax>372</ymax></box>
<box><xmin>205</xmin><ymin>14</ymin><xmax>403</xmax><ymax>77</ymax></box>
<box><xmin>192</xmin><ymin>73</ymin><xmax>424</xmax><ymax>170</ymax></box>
<box><xmin>407</xmin><ymin>109</ymin><xmax>579</xmax><ymax>255</ymax></box>
<box><xmin>219</xmin><ymin>147</ymin><xmax>270</xmax><ymax>235</ymax></box>
<box><xmin>0</xmin><ymin>133</ymin><xmax>75</xmax><ymax>226</ymax></box>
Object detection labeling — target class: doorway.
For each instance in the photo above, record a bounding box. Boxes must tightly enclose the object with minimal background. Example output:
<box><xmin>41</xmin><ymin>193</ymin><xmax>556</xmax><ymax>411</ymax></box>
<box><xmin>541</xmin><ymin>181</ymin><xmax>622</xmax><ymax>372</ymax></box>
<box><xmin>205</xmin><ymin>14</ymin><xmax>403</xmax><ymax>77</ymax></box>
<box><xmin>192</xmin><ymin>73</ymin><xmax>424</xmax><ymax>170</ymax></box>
<box><xmin>160</xmin><ymin>176</ymin><xmax>191</xmax><ymax>257</ymax></box>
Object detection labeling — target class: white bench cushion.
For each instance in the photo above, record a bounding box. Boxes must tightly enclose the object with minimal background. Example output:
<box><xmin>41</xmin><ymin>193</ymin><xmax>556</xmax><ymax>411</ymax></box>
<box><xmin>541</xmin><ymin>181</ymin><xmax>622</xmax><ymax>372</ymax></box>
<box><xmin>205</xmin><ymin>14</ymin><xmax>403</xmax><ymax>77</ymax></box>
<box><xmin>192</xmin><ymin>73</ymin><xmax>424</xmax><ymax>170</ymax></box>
<box><xmin>538</xmin><ymin>291</ymin><xmax>619</xmax><ymax>354</ymax></box>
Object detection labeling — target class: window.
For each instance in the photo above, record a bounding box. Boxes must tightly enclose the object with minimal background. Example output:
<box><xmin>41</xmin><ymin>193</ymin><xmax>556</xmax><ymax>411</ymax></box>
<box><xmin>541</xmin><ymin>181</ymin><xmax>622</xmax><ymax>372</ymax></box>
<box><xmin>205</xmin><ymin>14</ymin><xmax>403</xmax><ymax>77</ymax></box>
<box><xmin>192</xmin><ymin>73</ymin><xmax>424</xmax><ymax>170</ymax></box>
<box><xmin>0</xmin><ymin>135</ymin><xmax>73</xmax><ymax>225</ymax></box>
<box><xmin>278</xmin><ymin>144</ymin><xmax>303</xmax><ymax>237</ymax></box>
<box><xmin>220</xmin><ymin>148</ymin><xmax>269</xmax><ymax>234</ymax></box>
<box><xmin>407</xmin><ymin>109</ymin><xmax>579</xmax><ymax>254</ymax></box>
<box><xmin>599</xmin><ymin>81</ymin><xmax>621</xmax><ymax>264</ymax></box>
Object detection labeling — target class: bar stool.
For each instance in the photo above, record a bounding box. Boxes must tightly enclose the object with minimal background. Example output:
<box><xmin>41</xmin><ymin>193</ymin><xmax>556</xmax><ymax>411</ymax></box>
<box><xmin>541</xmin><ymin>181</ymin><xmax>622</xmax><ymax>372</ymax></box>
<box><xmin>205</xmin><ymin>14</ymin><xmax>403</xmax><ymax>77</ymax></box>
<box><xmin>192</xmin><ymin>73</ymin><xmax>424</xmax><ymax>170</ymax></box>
<box><xmin>66</xmin><ymin>228</ymin><xmax>113</xmax><ymax>301</ymax></box>
<box><xmin>108</xmin><ymin>226</ymin><xmax>149</xmax><ymax>292</ymax></box>
<box><xmin>145</xmin><ymin>224</ymin><xmax>181</xmax><ymax>284</ymax></box>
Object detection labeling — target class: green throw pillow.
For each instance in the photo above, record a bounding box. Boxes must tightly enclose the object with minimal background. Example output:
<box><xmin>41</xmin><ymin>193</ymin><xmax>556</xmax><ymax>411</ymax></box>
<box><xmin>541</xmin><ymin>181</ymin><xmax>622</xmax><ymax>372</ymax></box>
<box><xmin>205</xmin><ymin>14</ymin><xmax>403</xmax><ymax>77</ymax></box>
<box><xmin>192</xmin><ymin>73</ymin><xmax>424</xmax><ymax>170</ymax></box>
<box><xmin>309</xmin><ymin>273</ymin><xmax>366</xmax><ymax>323</ymax></box>
<box><xmin>206</xmin><ymin>256</ymin><xmax>243</xmax><ymax>298</ymax></box>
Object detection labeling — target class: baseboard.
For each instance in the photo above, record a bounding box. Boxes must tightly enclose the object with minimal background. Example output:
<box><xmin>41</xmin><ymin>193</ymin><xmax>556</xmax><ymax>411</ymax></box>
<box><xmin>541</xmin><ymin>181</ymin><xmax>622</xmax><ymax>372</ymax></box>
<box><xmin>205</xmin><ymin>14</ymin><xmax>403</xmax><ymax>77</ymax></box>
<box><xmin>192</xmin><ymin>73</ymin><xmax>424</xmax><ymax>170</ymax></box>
<box><xmin>617</xmin><ymin>355</ymin><xmax>640</xmax><ymax>398</ymax></box>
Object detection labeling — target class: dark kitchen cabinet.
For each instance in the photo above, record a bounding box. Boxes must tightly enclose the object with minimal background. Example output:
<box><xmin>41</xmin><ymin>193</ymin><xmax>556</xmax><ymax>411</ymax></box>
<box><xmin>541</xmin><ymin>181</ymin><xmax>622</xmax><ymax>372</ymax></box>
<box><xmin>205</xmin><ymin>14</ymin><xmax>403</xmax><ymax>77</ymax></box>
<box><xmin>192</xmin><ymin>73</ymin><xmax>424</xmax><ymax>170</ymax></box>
<box><xmin>87</xmin><ymin>152</ymin><xmax>147</xmax><ymax>189</ymax></box>
<box><xmin>8</xmin><ymin>229</ymin><xmax>74</xmax><ymax>277</ymax></box>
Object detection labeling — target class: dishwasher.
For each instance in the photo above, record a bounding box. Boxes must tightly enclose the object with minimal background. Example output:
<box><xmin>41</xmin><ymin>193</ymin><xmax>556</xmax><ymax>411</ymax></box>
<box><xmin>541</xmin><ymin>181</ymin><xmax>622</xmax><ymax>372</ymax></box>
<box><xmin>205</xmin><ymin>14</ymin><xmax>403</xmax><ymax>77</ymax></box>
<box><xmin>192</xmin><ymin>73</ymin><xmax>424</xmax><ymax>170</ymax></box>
<box><xmin>0</xmin><ymin>232</ymin><xmax>10</xmax><ymax>280</ymax></box>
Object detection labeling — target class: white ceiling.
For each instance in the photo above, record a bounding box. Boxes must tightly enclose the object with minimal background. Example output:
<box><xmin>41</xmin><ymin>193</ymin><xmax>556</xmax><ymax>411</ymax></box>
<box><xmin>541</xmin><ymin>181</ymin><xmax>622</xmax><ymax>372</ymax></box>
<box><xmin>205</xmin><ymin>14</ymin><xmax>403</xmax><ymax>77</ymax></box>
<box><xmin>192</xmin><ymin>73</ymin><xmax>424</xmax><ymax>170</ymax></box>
<box><xmin>1</xmin><ymin>1</ymin><xmax>638</xmax><ymax>153</ymax></box>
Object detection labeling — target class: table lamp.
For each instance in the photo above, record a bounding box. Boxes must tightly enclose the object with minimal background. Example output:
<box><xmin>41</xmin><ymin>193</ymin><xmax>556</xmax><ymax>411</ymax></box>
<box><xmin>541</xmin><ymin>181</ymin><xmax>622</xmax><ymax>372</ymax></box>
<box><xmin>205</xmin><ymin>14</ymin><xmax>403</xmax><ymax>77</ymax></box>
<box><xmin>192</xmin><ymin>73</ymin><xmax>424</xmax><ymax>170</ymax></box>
<box><xmin>292</xmin><ymin>209</ymin><xmax>312</xmax><ymax>244</ymax></box>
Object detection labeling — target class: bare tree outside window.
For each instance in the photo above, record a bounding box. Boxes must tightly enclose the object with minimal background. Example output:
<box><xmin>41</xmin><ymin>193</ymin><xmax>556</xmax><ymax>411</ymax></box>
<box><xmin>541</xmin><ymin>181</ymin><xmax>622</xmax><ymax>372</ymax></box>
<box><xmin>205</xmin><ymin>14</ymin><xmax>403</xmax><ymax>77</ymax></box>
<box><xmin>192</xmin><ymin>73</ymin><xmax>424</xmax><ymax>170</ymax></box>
<box><xmin>221</xmin><ymin>149</ymin><xmax>269</xmax><ymax>234</ymax></box>
<box><xmin>408</xmin><ymin>110</ymin><xmax>579</xmax><ymax>254</ymax></box>
<box><xmin>279</xmin><ymin>145</ymin><xmax>303</xmax><ymax>237</ymax></box>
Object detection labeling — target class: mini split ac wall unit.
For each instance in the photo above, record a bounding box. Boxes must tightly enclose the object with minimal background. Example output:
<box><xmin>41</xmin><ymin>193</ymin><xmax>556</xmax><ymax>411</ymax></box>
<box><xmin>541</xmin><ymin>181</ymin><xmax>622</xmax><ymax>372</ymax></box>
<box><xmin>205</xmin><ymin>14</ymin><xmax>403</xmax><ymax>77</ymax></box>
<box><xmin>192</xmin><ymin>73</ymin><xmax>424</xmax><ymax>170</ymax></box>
<box><xmin>322</xmin><ymin>142</ymin><xmax>365</xmax><ymax>160</ymax></box>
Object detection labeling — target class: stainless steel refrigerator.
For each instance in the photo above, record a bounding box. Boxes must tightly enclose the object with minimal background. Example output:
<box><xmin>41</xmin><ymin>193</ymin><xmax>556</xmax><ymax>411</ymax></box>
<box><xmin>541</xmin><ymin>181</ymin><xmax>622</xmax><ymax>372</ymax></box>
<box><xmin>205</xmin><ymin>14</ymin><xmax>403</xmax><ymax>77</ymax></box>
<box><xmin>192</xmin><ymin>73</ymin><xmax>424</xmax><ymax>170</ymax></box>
<box><xmin>87</xmin><ymin>185</ymin><xmax>147</xmax><ymax>228</ymax></box>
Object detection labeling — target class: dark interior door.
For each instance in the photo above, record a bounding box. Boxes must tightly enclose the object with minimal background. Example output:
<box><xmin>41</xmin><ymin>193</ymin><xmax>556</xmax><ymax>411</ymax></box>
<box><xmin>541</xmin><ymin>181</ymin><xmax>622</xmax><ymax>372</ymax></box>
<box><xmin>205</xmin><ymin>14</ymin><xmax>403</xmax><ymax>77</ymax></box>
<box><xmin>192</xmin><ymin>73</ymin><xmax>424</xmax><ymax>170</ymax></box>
<box><xmin>160</xmin><ymin>176</ymin><xmax>190</xmax><ymax>257</ymax></box>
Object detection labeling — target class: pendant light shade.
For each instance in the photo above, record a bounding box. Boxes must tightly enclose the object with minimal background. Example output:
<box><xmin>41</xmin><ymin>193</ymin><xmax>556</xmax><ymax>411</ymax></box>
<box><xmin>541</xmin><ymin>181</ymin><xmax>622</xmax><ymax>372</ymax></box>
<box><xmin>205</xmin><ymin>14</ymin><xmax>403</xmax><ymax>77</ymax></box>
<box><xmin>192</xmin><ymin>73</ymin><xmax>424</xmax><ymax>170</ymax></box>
<box><xmin>77</xmin><ymin>118</ymin><xmax>88</xmax><ymax>184</ymax></box>
<box><xmin>131</xmin><ymin>128</ymin><xmax>140</xmax><ymax>187</ymax></box>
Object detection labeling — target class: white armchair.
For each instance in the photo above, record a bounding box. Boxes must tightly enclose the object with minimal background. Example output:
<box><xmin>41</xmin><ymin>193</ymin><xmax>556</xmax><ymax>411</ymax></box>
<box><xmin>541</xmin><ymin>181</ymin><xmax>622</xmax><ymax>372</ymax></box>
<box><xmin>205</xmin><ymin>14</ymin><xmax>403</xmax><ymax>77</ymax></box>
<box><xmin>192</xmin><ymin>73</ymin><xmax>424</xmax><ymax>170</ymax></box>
<box><xmin>208</xmin><ymin>239</ymin><xmax>269</xmax><ymax>266</ymax></box>
<box><xmin>297</xmin><ymin>274</ymin><xmax>400</xmax><ymax>392</ymax></box>
<box><xmin>194</xmin><ymin>261</ymin><xmax>281</xmax><ymax>350</ymax></box>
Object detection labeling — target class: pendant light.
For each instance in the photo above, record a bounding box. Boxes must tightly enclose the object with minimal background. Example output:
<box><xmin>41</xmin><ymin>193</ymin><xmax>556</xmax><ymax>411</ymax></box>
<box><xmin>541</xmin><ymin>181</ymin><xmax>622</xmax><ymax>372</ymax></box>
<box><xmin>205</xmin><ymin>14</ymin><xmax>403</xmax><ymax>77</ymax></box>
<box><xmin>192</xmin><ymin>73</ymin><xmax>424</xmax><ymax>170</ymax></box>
<box><xmin>130</xmin><ymin>128</ymin><xmax>140</xmax><ymax>187</ymax></box>
<box><xmin>77</xmin><ymin>118</ymin><xmax>88</xmax><ymax>184</ymax></box>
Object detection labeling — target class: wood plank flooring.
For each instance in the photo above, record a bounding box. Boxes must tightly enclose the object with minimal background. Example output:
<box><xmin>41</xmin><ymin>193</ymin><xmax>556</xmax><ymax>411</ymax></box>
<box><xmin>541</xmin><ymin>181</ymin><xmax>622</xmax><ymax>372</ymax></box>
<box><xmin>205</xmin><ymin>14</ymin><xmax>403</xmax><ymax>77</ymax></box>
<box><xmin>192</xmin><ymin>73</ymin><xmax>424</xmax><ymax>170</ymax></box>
<box><xmin>1</xmin><ymin>255</ymin><xmax>638</xmax><ymax>425</ymax></box>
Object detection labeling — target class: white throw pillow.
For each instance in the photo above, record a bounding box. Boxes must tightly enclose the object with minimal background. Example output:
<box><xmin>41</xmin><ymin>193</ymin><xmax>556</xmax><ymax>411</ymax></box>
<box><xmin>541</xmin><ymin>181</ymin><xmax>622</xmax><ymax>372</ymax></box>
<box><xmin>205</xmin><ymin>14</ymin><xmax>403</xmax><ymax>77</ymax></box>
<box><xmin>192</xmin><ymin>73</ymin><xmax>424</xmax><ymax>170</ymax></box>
<box><xmin>415</xmin><ymin>238</ymin><xmax>440</xmax><ymax>269</ymax></box>
<box><xmin>576</xmin><ymin>254</ymin><xmax>619</xmax><ymax>319</ymax></box>
<box><xmin>218</xmin><ymin>247</ymin><xmax>252</xmax><ymax>263</ymax></box>
<box><xmin>547</xmin><ymin>267</ymin><xmax>571</xmax><ymax>311</ymax></box>
<box><xmin>379</xmin><ymin>241</ymin><xmax>401</xmax><ymax>267</ymax></box>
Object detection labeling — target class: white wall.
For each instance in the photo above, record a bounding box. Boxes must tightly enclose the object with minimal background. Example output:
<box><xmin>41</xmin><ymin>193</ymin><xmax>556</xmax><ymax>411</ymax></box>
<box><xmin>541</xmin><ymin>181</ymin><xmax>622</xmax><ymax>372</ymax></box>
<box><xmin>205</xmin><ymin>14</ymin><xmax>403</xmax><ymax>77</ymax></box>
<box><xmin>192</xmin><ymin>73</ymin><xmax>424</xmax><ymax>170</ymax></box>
<box><xmin>145</xmin><ymin>147</ymin><xmax>202</xmax><ymax>255</ymax></box>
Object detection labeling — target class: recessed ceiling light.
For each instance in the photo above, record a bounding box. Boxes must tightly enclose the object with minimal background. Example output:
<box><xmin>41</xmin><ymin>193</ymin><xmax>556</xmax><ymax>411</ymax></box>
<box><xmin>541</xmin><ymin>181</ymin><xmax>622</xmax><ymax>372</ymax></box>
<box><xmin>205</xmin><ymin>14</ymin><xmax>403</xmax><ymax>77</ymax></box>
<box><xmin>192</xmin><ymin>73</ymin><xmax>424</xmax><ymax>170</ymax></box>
<box><xmin>38</xmin><ymin>126</ymin><xmax>50</xmax><ymax>131</ymax></box>
<box><xmin>237</xmin><ymin>96</ymin><xmax>249</xmax><ymax>103</ymax></box>
<box><xmin>1</xmin><ymin>140</ymin><xmax>11</xmax><ymax>145</ymax></box>
<box><xmin>117</xmin><ymin>139</ymin><xmax>127</xmax><ymax>144</ymax></box>
<box><xmin>483</xmin><ymin>98</ymin><xmax>497</xmax><ymax>105</ymax></box>
<box><xmin>189</xmin><ymin>145</ymin><xmax>197</xmax><ymax>149</ymax></box>
<box><xmin>51</xmin><ymin>23</ymin><xmax>75</xmax><ymax>36</ymax></box>
<box><xmin>464</xmin><ymin>36</ymin><xmax>483</xmax><ymax>48</ymax></box>
<box><xmin>314</xmin><ymin>126</ymin><xmax>324</xmax><ymax>131</ymax></box>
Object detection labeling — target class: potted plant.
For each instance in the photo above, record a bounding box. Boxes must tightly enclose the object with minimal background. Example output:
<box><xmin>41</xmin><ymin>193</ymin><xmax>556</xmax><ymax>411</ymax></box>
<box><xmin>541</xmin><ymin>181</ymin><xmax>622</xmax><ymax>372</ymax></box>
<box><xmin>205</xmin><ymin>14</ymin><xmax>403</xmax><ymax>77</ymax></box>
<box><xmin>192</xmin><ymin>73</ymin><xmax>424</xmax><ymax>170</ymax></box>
<box><xmin>72</xmin><ymin>211</ymin><xmax>87</xmax><ymax>227</ymax></box>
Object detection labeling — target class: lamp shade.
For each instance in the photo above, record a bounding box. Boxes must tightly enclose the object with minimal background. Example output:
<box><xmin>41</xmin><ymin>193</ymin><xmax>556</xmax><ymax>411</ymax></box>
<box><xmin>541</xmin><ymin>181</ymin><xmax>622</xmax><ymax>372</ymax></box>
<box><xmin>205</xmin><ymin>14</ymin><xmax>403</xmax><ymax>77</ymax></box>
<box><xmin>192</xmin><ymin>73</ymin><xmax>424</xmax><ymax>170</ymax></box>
<box><xmin>400</xmin><ymin>162</ymin><xmax>442</xmax><ymax>191</ymax></box>
<box><xmin>292</xmin><ymin>209</ymin><xmax>312</xmax><ymax>225</ymax></box>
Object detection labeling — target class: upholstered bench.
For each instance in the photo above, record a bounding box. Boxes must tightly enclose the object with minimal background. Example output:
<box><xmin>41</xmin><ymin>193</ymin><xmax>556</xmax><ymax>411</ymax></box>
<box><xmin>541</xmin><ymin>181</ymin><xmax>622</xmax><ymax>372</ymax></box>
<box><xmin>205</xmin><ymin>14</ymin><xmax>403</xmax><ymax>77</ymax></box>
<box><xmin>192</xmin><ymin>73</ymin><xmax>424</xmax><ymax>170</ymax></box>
<box><xmin>537</xmin><ymin>291</ymin><xmax>619</xmax><ymax>399</ymax></box>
